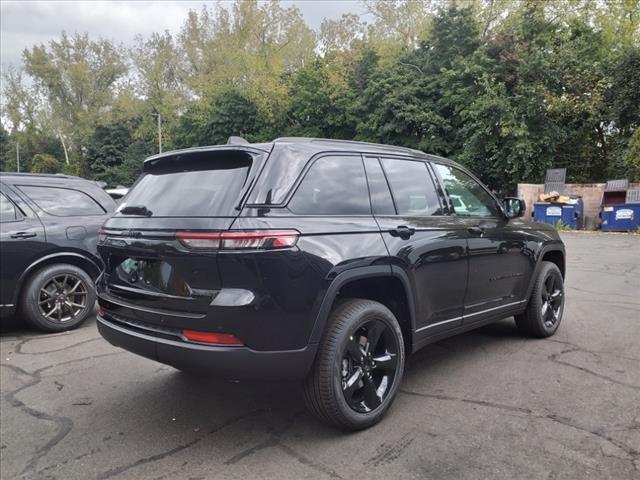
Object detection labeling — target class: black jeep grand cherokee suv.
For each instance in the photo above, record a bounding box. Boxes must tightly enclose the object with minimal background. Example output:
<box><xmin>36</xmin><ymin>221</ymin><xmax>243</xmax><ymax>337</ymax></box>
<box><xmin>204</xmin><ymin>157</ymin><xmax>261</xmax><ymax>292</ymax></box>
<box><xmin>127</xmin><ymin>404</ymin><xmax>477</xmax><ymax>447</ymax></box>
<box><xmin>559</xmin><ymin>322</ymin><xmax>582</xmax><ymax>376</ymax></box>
<box><xmin>97</xmin><ymin>137</ymin><xmax>565</xmax><ymax>430</ymax></box>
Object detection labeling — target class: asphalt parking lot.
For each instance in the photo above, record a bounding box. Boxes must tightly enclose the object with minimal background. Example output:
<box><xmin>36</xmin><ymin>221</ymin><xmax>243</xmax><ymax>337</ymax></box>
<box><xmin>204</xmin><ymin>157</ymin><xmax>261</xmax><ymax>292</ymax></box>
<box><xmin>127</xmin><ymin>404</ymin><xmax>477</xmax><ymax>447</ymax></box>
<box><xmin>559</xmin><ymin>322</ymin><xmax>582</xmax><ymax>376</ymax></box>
<box><xmin>1</xmin><ymin>232</ymin><xmax>639</xmax><ymax>480</ymax></box>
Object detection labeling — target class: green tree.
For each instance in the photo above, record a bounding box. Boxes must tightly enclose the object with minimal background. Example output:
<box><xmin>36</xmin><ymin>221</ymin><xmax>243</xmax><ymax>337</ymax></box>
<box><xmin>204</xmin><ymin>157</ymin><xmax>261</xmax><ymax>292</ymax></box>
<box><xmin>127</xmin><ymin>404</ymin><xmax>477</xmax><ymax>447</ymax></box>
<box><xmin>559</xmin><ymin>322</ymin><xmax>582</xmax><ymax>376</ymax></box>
<box><xmin>86</xmin><ymin>119</ymin><xmax>150</xmax><ymax>186</ymax></box>
<box><xmin>22</xmin><ymin>32</ymin><xmax>126</xmax><ymax>176</ymax></box>
<box><xmin>173</xmin><ymin>90</ymin><xmax>261</xmax><ymax>148</ymax></box>
<box><xmin>31</xmin><ymin>153</ymin><xmax>62</xmax><ymax>173</ymax></box>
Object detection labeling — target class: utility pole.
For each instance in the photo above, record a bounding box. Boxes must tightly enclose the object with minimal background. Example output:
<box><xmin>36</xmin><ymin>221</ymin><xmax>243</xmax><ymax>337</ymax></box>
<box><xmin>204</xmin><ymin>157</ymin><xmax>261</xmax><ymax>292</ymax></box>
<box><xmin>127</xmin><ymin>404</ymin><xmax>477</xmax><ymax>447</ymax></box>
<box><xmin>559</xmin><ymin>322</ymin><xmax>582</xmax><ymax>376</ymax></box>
<box><xmin>16</xmin><ymin>141</ymin><xmax>20</xmax><ymax>172</ymax></box>
<box><xmin>157</xmin><ymin>114</ymin><xmax>162</xmax><ymax>153</ymax></box>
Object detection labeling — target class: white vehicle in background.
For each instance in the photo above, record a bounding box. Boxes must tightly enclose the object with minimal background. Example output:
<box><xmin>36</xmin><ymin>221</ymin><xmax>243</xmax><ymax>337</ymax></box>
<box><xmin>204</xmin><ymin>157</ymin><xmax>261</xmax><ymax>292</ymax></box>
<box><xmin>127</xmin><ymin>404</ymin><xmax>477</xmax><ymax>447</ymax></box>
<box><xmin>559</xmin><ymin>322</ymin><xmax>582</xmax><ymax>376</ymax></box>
<box><xmin>105</xmin><ymin>186</ymin><xmax>128</xmax><ymax>201</ymax></box>
<box><xmin>449</xmin><ymin>194</ymin><xmax>469</xmax><ymax>215</ymax></box>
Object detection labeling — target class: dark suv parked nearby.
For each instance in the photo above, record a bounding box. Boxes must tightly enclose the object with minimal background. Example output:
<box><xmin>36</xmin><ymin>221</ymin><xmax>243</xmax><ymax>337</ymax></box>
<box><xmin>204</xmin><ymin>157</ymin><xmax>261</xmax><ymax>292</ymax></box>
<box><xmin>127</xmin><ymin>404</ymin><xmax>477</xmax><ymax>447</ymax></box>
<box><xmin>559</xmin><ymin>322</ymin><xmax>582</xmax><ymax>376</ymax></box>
<box><xmin>1</xmin><ymin>173</ymin><xmax>116</xmax><ymax>331</ymax></box>
<box><xmin>96</xmin><ymin>138</ymin><xmax>566</xmax><ymax>430</ymax></box>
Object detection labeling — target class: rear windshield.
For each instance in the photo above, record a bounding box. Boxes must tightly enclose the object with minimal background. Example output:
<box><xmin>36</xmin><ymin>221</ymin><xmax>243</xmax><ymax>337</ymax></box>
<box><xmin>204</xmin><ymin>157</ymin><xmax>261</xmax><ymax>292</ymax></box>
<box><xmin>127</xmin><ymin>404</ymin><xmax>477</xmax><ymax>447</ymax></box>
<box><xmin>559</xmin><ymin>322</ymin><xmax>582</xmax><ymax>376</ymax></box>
<box><xmin>120</xmin><ymin>151</ymin><xmax>252</xmax><ymax>217</ymax></box>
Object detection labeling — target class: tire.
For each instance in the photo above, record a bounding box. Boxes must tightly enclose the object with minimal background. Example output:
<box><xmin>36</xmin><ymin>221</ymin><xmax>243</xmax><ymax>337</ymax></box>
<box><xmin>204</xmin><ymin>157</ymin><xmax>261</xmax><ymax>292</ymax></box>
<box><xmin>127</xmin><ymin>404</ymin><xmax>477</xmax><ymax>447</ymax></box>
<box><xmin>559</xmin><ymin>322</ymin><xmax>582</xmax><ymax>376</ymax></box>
<box><xmin>515</xmin><ymin>261</ymin><xmax>565</xmax><ymax>338</ymax></box>
<box><xmin>304</xmin><ymin>299</ymin><xmax>405</xmax><ymax>430</ymax></box>
<box><xmin>21</xmin><ymin>264</ymin><xmax>96</xmax><ymax>333</ymax></box>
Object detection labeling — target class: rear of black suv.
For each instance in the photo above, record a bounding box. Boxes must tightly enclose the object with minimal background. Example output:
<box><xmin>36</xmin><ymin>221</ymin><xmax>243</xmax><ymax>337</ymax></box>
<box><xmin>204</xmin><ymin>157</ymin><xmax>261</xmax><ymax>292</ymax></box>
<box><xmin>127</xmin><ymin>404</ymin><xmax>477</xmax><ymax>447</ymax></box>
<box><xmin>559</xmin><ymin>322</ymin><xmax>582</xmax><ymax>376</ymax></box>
<box><xmin>96</xmin><ymin>144</ymin><xmax>327</xmax><ymax>379</ymax></box>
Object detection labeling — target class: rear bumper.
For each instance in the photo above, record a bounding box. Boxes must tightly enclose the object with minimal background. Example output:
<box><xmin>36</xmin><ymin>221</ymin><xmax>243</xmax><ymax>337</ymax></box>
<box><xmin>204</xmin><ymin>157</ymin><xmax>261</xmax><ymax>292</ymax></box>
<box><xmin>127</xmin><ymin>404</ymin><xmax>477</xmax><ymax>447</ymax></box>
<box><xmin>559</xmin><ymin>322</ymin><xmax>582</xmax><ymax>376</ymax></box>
<box><xmin>97</xmin><ymin>315</ymin><xmax>317</xmax><ymax>380</ymax></box>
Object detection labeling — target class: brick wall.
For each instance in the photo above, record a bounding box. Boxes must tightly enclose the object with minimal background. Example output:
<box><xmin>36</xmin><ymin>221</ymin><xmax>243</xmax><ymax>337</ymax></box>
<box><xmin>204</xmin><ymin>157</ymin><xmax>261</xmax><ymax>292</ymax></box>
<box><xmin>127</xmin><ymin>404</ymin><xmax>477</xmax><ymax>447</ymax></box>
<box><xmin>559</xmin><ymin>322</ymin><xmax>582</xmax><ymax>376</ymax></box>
<box><xmin>517</xmin><ymin>183</ymin><xmax>640</xmax><ymax>229</ymax></box>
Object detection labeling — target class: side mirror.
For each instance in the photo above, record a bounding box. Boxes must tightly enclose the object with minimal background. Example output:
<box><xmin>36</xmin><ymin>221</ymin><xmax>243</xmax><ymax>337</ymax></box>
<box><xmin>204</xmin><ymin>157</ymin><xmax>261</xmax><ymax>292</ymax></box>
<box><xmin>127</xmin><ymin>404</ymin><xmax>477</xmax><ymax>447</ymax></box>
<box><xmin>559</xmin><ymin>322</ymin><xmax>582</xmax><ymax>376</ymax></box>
<box><xmin>503</xmin><ymin>197</ymin><xmax>525</xmax><ymax>219</ymax></box>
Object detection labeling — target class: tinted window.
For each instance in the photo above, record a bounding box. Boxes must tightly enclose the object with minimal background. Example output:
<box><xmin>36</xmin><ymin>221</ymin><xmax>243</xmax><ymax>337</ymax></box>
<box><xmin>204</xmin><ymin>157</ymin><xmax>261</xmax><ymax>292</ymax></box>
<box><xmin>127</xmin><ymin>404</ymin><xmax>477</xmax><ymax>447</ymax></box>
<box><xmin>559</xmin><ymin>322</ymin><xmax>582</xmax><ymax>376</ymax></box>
<box><xmin>0</xmin><ymin>193</ymin><xmax>19</xmax><ymax>222</ymax></box>
<box><xmin>433</xmin><ymin>164</ymin><xmax>500</xmax><ymax>217</ymax></box>
<box><xmin>364</xmin><ymin>157</ymin><xmax>395</xmax><ymax>215</ymax></box>
<box><xmin>18</xmin><ymin>186</ymin><xmax>105</xmax><ymax>216</ymax></box>
<box><xmin>122</xmin><ymin>152</ymin><xmax>252</xmax><ymax>217</ymax></box>
<box><xmin>288</xmin><ymin>156</ymin><xmax>369</xmax><ymax>215</ymax></box>
<box><xmin>380</xmin><ymin>158</ymin><xmax>442</xmax><ymax>216</ymax></box>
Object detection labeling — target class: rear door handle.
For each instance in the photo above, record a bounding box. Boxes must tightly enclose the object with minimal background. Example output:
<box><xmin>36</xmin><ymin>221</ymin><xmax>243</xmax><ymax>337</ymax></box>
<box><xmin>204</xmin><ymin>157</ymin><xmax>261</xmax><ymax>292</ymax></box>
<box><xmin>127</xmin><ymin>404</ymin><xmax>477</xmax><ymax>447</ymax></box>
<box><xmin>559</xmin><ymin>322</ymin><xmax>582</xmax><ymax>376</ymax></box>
<box><xmin>10</xmin><ymin>232</ymin><xmax>37</xmax><ymax>239</ymax></box>
<box><xmin>467</xmin><ymin>226</ymin><xmax>484</xmax><ymax>235</ymax></box>
<box><xmin>389</xmin><ymin>225</ymin><xmax>415</xmax><ymax>239</ymax></box>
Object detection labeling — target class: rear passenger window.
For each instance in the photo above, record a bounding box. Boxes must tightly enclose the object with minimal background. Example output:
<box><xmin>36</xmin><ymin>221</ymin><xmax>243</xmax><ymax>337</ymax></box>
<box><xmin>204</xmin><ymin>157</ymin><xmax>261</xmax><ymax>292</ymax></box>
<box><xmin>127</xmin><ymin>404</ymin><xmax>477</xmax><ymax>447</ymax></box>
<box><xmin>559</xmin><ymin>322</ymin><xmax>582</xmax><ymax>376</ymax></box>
<box><xmin>18</xmin><ymin>186</ymin><xmax>105</xmax><ymax>216</ymax></box>
<box><xmin>380</xmin><ymin>159</ymin><xmax>443</xmax><ymax>216</ymax></box>
<box><xmin>0</xmin><ymin>193</ymin><xmax>20</xmax><ymax>222</ymax></box>
<box><xmin>288</xmin><ymin>156</ymin><xmax>370</xmax><ymax>215</ymax></box>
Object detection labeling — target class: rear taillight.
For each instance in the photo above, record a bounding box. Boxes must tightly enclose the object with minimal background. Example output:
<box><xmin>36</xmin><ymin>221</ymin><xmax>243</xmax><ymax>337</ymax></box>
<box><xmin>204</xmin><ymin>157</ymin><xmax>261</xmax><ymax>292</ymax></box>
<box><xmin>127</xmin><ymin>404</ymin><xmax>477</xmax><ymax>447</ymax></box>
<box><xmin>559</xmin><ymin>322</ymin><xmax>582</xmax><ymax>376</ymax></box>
<box><xmin>176</xmin><ymin>230</ymin><xmax>299</xmax><ymax>250</ymax></box>
<box><xmin>182</xmin><ymin>329</ymin><xmax>243</xmax><ymax>346</ymax></box>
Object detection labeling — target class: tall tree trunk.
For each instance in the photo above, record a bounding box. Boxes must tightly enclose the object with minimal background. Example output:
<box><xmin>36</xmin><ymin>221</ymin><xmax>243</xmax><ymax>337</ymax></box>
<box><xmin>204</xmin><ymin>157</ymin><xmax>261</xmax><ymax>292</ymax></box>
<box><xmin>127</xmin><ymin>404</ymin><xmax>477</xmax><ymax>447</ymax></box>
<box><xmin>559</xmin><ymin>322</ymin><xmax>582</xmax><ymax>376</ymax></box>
<box><xmin>58</xmin><ymin>133</ymin><xmax>70</xmax><ymax>164</ymax></box>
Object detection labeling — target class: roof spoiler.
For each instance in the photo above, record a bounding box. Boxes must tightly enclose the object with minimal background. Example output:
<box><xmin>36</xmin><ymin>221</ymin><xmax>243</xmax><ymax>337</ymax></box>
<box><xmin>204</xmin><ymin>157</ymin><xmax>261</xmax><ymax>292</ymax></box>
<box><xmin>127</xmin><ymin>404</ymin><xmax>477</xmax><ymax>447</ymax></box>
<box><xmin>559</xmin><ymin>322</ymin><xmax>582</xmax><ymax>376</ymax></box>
<box><xmin>227</xmin><ymin>136</ymin><xmax>250</xmax><ymax>145</ymax></box>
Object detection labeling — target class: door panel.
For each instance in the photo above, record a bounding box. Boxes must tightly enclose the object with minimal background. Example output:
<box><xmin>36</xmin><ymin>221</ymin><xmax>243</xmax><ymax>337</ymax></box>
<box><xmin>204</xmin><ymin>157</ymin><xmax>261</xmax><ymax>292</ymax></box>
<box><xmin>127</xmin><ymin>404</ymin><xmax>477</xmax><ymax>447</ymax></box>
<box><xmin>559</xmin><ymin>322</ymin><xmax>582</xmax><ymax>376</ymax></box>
<box><xmin>430</xmin><ymin>163</ymin><xmax>532</xmax><ymax>319</ymax></box>
<box><xmin>463</xmin><ymin>219</ymin><xmax>533</xmax><ymax>315</ymax></box>
<box><xmin>367</xmin><ymin>157</ymin><xmax>468</xmax><ymax>333</ymax></box>
<box><xmin>0</xmin><ymin>189</ymin><xmax>47</xmax><ymax>305</ymax></box>
<box><xmin>376</xmin><ymin>216</ymin><xmax>468</xmax><ymax>331</ymax></box>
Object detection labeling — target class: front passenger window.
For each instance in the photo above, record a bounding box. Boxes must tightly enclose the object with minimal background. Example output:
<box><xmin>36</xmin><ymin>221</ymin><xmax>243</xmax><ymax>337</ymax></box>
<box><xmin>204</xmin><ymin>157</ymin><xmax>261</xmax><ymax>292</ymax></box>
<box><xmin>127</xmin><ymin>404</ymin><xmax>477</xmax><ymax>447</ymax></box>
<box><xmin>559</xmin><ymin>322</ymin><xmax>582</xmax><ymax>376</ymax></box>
<box><xmin>433</xmin><ymin>164</ymin><xmax>500</xmax><ymax>217</ymax></box>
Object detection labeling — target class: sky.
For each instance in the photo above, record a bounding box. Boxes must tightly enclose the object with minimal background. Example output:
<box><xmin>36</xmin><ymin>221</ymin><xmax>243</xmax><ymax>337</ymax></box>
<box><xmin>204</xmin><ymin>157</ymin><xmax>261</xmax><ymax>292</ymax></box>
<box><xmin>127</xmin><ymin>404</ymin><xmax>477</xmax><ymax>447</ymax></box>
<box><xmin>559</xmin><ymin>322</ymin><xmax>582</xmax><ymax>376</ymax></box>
<box><xmin>0</xmin><ymin>0</ymin><xmax>370</xmax><ymax>73</ymax></box>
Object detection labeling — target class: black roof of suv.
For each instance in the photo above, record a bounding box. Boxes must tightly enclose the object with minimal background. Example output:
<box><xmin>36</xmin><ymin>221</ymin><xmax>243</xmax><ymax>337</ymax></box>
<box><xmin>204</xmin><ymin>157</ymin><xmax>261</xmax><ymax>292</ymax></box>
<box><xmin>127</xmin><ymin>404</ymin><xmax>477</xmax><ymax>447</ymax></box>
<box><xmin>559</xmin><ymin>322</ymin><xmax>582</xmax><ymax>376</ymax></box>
<box><xmin>95</xmin><ymin>137</ymin><xmax>566</xmax><ymax>430</ymax></box>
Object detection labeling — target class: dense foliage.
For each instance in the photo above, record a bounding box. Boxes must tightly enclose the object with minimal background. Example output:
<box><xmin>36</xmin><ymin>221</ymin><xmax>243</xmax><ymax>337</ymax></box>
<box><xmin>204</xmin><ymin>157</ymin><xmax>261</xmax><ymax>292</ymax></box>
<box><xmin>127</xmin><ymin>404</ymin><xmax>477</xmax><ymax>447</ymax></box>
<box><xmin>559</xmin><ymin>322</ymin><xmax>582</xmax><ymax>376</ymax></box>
<box><xmin>1</xmin><ymin>0</ymin><xmax>639</xmax><ymax>191</ymax></box>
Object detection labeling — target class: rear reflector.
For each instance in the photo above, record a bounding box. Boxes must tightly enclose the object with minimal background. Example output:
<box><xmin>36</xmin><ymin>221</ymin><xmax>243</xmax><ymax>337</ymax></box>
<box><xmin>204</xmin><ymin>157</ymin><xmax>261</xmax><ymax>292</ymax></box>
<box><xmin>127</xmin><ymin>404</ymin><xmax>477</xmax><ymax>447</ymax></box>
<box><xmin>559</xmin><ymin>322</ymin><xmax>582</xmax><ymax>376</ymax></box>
<box><xmin>176</xmin><ymin>230</ymin><xmax>299</xmax><ymax>250</ymax></box>
<box><xmin>182</xmin><ymin>329</ymin><xmax>243</xmax><ymax>346</ymax></box>
<box><xmin>98</xmin><ymin>306</ymin><xmax>105</xmax><ymax>317</ymax></box>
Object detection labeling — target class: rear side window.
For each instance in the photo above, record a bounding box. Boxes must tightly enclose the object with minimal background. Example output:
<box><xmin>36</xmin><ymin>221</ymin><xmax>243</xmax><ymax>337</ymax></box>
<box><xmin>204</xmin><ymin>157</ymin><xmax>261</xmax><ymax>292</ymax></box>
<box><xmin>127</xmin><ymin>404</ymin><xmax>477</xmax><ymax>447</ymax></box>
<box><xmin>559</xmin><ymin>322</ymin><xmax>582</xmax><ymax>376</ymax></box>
<box><xmin>122</xmin><ymin>152</ymin><xmax>252</xmax><ymax>217</ymax></box>
<box><xmin>0</xmin><ymin>193</ymin><xmax>20</xmax><ymax>222</ymax></box>
<box><xmin>380</xmin><ymin>158</ymin><xmax>443</xmax><ymax>216</ymax></box>
<box><xmin>18</xmin><ymin>186</ymin><xmax>105</xmax><ymax>216</ymax></box>
<box><xmin>288</xmin><ymin>155</ymin><xmax>370</xmax><ymax>215</ymax></box>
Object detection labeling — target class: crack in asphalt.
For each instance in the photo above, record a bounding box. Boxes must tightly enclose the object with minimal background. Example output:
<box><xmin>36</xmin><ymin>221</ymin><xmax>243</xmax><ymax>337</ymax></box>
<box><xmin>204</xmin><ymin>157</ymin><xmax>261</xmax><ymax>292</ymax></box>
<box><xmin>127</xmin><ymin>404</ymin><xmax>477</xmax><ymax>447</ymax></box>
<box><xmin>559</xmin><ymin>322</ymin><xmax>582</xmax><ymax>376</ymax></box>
<box><xmin>399</xmin><ymin>388</ymin><xmax>639</xmax><ymax>471</ymax></box>
<box><xmin>547</xmin><ymin>348</ymin><xmax>640</xmax><ymax>391</ymax></box>
<box><xmin>544</xmin><ymin>338</ymin><xmax>640</xmax><ymax>363</ymax></box>
<box><xmin>544</xmin><ymin>414</ymin><xmax>639</xmax><ymax>470</ymax></box>
<box><xmin>96</xmin><ymin>410</ymin><xmax>267</xmax><ymax>480</ymax></box>
<box><xmin>222</xmin><ymin>412</ymin><xmax>344</xmax><ymax>479</ymax></box>
<box><xmin>96</xmin><ymin>438</ymin><xmax>202</xmax><ymax>480</ymax></box>
<box><xmin>14</xmin><ymin>336</ymin><xmax>101</xmax><ymax>355</ymax></box>
<box><xmin>399</xmin><ymin>389</ymin><xmax>533</xmax><ymax>414</ymax></box>
<box><xmin>0</xmin><ymin>352</ymin><xmax>123</xmax><ymax>477</ymax></box>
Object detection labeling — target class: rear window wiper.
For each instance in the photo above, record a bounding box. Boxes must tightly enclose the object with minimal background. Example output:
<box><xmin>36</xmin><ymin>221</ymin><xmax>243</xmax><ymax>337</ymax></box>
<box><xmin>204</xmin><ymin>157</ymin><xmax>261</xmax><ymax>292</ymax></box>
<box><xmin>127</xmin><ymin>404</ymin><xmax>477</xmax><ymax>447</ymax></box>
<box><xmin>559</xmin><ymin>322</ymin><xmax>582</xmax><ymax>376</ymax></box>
<box><xmin>120</xmin><ymin>205</ymin><xmax>153</xmax><ymax>217</ymax></box>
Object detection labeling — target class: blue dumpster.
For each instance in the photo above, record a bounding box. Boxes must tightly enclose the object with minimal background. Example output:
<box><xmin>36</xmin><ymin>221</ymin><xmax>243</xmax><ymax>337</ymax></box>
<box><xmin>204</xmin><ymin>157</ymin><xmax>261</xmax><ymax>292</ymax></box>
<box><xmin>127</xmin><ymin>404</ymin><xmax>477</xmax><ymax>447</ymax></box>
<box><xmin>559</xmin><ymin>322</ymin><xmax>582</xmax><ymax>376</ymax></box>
<box><xmin>600</xmin><ymin>184</ymin><xmax>640</xmax><ymax>232</ymax></box>
<box><xmin>601</xmin><ymin>199</ymin><xmax>640</xmax><ymax>231</ymax></box>
<box><xmin>534</xmin><ymin>198</ymin><xmax>584</xmax><ymax>229</ymax></box>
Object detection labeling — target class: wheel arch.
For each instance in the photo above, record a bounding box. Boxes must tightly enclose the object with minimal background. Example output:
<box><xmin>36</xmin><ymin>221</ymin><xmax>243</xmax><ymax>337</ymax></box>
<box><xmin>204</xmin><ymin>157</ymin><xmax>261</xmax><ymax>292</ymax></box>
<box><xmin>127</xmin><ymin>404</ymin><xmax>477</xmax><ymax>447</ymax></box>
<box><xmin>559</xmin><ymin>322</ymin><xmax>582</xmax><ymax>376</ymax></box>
<box><xmin>523</xmin><ymin>243</ymin><xmax>566</xmax><ymax>303</ymax></box>
<box><xmin>541</xmin><ymin>249</ymin><xmax>565</xmax><ymax>279</ymax></box>
<box><xmin>14</xmin><ymin>251</ymin><xmax>102</xmax><ymax>306</ymax></box>
<box><xmin>308</xmin><ymin>266</ymin><xmax>417</xmax><ymax>354</ymax></box>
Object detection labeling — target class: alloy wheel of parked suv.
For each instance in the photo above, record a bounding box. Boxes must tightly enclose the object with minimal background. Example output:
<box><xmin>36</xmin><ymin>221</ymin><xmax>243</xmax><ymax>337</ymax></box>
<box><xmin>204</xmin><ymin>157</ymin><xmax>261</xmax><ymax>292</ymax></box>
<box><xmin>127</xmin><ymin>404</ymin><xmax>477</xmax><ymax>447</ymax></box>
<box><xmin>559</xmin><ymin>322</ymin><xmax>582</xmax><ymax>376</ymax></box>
<box><xmin>515</xmin><ymin>262</ymin><xmax>565</xmax><ymax>338</ymax></box>
<box><xmin>304</xmin><ymin>300</ymin><xmax>405</xmax><ymax>430</ymax></box>
<box><xmin>22</xmin><ymin>264</ymin><xmax>96</xmax><ymax>332</ymax></box>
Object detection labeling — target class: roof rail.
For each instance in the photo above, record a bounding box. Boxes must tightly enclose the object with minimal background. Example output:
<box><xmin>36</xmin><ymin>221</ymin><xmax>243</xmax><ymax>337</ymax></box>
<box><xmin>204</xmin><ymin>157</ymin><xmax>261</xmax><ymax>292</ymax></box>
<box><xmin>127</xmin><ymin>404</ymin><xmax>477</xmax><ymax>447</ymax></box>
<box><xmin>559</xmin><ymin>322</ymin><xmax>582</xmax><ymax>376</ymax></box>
<box><xmin>272</xmin><ymin>137</ymin><xmax>426</xmax><ymax>157</ymax></box>
<box><xmin>0</xmin><ymin>172</ymin><xmax>71</xmax><ymax>179</ymax></box>
<box><xmin>227</xmin><ymin>136</ymin><xmax>250</xmax><ymax>145</ymax></box>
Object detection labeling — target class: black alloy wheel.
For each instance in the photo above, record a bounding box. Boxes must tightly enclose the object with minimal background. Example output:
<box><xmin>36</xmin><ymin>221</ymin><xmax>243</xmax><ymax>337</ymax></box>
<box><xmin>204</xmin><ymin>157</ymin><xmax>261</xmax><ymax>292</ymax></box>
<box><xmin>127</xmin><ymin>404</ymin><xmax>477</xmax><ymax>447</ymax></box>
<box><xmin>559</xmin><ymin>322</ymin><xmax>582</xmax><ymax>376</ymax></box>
<box><xmin>304</xmin><ymin>299</ymin><xmax>405</xmax><ymax>430</ymax></box>
<box><xmin>22</xmin><ymin>263</ymin><xmax>96</xmax><ymax>332</ymax></box>
<box><xmin>515</xmin><ymin>261</ymin><xmax>564</xmax><ymax>338</ymax></box>
<box><xmin>38</xmin><ymin>273</ymin><xmax>89</xmax><ymax>323</ymax></box>
<box><xmin>341</xmin><ymin>319</ymin><xmax>400</xmax><ymax>413</ymax></box>
<box><xmin>540</xmin><ymin>272</ymin><xmax>563</xmax><ymax>329</ymax></box>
